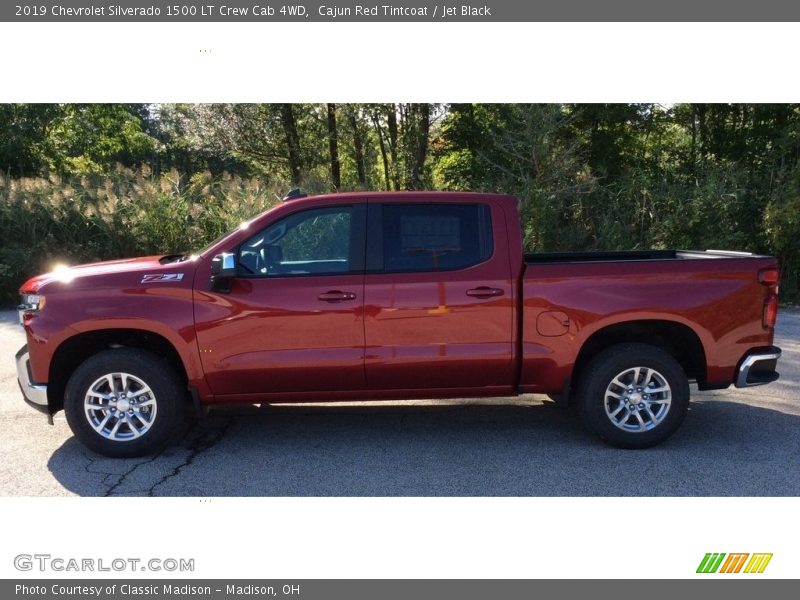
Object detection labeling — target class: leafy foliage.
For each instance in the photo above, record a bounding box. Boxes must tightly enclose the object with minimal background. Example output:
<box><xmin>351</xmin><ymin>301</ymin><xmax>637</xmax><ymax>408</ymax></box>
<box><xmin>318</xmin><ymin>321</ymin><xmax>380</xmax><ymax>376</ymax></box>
<box><xmin>0</xmin><ymin>104</ymin><xmax>158</xmax><ymax>176</ymax></box>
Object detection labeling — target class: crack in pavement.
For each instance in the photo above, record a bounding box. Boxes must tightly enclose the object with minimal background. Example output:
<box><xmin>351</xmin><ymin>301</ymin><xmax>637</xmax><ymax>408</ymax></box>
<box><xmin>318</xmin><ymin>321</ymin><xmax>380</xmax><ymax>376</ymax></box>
<box><xmin>79</xmin><ymin>444</ymin><xmax>168</xmax><ymax>497</ymax></box>
<box><xmin>147</xmin><ymin>416</ymin><xmax>235</xmax><ymax>497</ymax></box>
<box><xmin>77</xmin><ymin>416</ymin><xmax>236</xmax><ymax>497</ymax></box>
<box><xmin>104</xmin><ymin>449</ymin><xmax>167</xmax><ymax>497</ymax></box>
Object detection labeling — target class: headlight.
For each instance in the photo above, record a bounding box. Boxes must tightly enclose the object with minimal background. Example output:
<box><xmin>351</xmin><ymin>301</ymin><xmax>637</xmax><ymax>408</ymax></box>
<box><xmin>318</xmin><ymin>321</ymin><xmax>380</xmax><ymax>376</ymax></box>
<box><xmin>18</xmin><ymin>295</ymin><xmax>45</xmax><ymax>323</ymax></box>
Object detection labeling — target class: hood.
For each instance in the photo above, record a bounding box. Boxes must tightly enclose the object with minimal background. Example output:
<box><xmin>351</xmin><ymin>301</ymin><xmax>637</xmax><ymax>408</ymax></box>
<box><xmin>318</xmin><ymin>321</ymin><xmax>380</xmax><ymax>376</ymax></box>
<box><xmin>19</xmin><ymin>255</ymin><xmax>198</xmax><ymax>294</ymax></box>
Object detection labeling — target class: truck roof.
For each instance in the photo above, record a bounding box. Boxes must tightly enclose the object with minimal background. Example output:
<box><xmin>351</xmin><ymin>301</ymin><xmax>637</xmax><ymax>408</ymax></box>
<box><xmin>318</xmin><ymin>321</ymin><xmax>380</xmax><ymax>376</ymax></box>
<box><xmin>283</xmin><ymin>190</ymin><xmax>517</xmax><ymax>205</ymax></box>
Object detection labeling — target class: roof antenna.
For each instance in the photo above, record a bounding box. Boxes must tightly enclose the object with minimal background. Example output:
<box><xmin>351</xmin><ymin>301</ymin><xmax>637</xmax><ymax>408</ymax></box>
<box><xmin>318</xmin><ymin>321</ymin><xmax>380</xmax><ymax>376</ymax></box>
<box><xmin>282</xmin><ymin>188</ymin><xmax>307</xmax><ymax>202</ymax></box>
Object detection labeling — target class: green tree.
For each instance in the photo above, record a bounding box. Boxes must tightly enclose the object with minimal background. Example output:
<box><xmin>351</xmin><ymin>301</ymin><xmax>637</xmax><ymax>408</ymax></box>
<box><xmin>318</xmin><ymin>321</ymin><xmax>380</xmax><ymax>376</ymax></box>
<box><xmin>0</xmin><ymin>104</ymin><xmax>157</xmax><ymax>177</ymax></box>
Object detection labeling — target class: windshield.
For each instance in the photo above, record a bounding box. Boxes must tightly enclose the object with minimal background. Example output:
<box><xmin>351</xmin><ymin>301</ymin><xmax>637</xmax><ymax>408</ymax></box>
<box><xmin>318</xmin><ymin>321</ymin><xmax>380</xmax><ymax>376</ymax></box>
<box><xmin>196</xmin><ymin>219</ymin><xmax>255</xmax><ymax>257</ymax></box>
<box><xmin>197</xmin><ymin>200</ymin><xmax>287</xmax><ymax>256</ymax></box>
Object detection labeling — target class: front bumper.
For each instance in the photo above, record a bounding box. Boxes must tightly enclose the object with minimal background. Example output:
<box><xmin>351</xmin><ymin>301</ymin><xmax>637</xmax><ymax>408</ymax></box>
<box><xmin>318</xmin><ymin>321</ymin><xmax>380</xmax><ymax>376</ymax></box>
<box><xmin>15</xmin><ymin>345</ymin><xmax>49</xmax><ymax>414</ymax></box>
<box><xmin>735</xmin><ymin>346</ymin><xmax>782</xmax><ymax>388</ymax></box>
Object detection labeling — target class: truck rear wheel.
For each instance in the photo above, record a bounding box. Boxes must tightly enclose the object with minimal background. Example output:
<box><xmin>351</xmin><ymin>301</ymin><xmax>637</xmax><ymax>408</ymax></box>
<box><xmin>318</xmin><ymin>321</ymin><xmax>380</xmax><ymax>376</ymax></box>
<box><xmin>576</xmin><ymin>343</ymin><xmax>689</xmax><ymax>449</ymax></box>
<box><xmin>64</xmin><ymin>349</ymin><xmax>185</xmax><ymax>458</ymax></box>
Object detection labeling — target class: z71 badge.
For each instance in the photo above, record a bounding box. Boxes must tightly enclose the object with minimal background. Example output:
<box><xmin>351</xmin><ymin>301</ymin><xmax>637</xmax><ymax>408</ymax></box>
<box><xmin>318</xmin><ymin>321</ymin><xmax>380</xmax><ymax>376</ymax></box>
<box><xmin>141</xmin><ymin>273</ymin><xmax>184</xmax><ymax>283</ymax></box>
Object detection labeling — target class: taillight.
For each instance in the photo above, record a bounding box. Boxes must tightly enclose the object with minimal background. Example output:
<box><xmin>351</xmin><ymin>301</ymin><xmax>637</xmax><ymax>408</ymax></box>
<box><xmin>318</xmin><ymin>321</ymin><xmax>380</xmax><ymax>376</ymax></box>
<box><xmin>758</xmin><ymin>268</ymin><xmax>780</xmax><ymax>286</ymax></box>
<box><xmin>758</xmin><ymin>267</ymin><xmax>780</xmax><ymax>329</ymax></box>
<box><xmin>763</xmin><ymin>296</ymin><xmax>778</xmax><ymax>329</ymax></box>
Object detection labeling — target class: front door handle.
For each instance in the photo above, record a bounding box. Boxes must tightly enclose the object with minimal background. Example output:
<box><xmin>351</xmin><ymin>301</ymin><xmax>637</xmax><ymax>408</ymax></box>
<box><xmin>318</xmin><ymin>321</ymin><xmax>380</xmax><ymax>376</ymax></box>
<box><xmin>466</xmin><ymin>286</ymin><xmax>505</xmax><ymax>298</ymax></box>
<box><xmin>318</xmin><ymin>290</ymin><xmax>357</xmax><ymax>302</ymax></box>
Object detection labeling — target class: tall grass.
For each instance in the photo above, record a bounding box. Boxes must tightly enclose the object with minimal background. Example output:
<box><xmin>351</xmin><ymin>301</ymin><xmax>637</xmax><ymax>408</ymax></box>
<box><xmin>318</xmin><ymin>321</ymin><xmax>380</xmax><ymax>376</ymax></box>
<box><xmin>1</xmin><ymin>165</ymin><xmax>797</xmax><ymax>306</ymax></box>
<box><xmin>0</xmin><ymin>166</ymin><xmax>283</xmax><ymax>305</ymax></box>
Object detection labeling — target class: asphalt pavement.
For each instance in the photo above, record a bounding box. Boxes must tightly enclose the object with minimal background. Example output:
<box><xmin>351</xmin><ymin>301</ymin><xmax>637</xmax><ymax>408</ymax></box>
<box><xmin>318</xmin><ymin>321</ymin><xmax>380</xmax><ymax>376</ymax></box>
<box><xmin>1</xmin><ymin>309</ymin><xmax>798</xmax><ymax>496</ymax></box>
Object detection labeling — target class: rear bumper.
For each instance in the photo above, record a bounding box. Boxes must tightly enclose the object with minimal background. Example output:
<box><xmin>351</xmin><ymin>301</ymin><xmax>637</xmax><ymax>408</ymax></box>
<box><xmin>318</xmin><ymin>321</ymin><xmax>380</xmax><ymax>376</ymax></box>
<box><xmin>15</xmin><ymin>345</ymin><xmax>49</xmax><ymax>413</ymax></box>
<box><xmin>735</xmin><ymin>346</ymin><xmax>781</xmax><ymax>388</ymax></box>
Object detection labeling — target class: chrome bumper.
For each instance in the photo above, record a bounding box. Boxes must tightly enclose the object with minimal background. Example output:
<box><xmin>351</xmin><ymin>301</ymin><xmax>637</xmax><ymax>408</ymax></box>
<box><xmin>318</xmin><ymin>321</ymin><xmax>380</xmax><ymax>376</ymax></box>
<box><xmin>735</xmin><ymin>347</ymin><xmax>782</xmax><ymax>388</ymax></box>
<box><xmin>15</xmin><ymin>345</ymin><xmax>49</xmax><ymax>412</ymax></box>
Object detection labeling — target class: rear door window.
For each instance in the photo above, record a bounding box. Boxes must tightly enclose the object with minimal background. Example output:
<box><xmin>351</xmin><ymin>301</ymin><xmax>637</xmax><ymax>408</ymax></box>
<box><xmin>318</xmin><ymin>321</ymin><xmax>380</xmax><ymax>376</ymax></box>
<box><xmin>378</xmin><ymin>204</ymin><xmax>492</xmax><ymax>272</ymax></box>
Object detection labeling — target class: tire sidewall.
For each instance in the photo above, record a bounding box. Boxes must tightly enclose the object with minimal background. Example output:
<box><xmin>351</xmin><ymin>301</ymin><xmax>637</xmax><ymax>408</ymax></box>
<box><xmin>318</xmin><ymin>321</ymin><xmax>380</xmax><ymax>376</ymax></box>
<box><xmin>578</xmin><ymin>344</ymin><xmax>690</xmax><ymax>449</ymax></box>
<box><xmin>64</xmin><ymin>349</ymin><xmax>184</xmax><ymax>458</ymax></box>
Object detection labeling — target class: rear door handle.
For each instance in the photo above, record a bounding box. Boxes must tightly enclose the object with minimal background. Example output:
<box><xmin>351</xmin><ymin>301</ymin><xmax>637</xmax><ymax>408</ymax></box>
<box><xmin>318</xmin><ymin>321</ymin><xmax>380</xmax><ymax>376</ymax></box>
<box><xmin>318</xmin><ymin>290</ymin><xmax>357</xmax><ymax>302</ymax></box>
<box><xmin>466</xmin><ymin>286</ymin><xmax>505</xmax><ymax>298</ymax></box>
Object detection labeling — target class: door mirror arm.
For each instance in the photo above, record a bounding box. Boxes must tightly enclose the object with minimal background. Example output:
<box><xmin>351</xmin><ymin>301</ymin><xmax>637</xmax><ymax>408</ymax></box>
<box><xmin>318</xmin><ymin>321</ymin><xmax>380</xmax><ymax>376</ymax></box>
<box><xmin>210</xmin><ymin>252</ymin><xmax>237</xmax><ymax>292</ymax></box>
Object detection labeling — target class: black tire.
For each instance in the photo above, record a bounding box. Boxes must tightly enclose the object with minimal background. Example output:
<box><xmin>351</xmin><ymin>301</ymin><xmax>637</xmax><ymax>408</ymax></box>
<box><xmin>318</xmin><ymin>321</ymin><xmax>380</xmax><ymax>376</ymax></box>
<box><xmin>64</xmin><ymin>348</ymin><xmax>186</xmax><ymax>458</ymax></box>
<box><xmin>576</xmin><ymin>343</ymin><xmax>689</xmax><ymax>449</ymax></box>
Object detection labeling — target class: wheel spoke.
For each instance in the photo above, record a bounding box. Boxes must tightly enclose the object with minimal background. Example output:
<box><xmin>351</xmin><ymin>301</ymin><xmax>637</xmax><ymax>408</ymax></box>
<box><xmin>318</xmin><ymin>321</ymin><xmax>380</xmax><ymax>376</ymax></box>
<box><xmin>648</xmin><ymin>398</ymin><xmax>671</xmax><ymax>405</ymax></box>
<box><xmin>609</xmin><ymin>404</ymin><xmax>626</xmax><ymax>418</ymax></box>
<box><xmin>607</xmin><ymin>389</ymin><xmax>625</xmax><ymax>400</ymax></box>
<box><xmin>631</xmin><ymin>367</ymin><xmax>641</xmax><ymax>386</ymax></box>
<box><xmin>634</xmin><ymin>411</ymin><xmax>646</xmax><ymax>431</ymax></box>
<box><xmin>611</xmin><ymin>376</ymin><xmax>629</xmax><ymax>390</ymax></box>
<box><xmin>645</xmin><ymin>406</ymin><xmax>659</xmax><ymax>424</ymax></box>
<box><xmin>127</xmin><ymin>418</ymin><xmax>141</xmax><ymax>438</ymax></box>
<box><xmin>642</xmin><ymin>368</ymin><xmax>654</xmax><ymax>388</ymax></box>
<box><xmin>93</xmin><ymin>412</ymin><xmax>112</xmax><ymax>433</ymax></box>
<box><xmin>129</xmin><ymin>387</ymin><xmax>152</xmax><ymax>399</ymax></box>
<box><xmin>108</xmin><ymin>418</ymin><xmax>123</xmax><ymax>439</ymax></box>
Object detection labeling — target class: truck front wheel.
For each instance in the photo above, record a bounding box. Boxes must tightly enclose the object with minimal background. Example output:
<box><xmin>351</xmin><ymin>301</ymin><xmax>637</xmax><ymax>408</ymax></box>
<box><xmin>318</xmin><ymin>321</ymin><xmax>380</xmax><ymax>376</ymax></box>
<box><xmin>576</xmin><ymin>343</ymin><xmax>689</xmax><ymax>449</ymax></box>
<box><xmin>64</xmin><ymin>349</ymin><xmax>185</xmax><ymax>458</ymax></box>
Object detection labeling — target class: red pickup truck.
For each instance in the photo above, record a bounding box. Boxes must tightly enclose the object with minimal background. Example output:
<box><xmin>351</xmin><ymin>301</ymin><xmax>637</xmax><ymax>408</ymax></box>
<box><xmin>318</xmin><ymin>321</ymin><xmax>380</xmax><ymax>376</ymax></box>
<box><xmin>16</xmin><ymin>191</ymin><xmax>782</xmax><ymax>457</ymax></box>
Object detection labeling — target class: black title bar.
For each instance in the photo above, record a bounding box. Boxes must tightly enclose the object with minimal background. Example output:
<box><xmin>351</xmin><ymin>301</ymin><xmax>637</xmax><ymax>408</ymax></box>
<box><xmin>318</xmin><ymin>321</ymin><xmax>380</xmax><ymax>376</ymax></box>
<box><xmin>5</xmin><ymin>0</ymin><xmax>800</xmax><ymax>21</ymax></box>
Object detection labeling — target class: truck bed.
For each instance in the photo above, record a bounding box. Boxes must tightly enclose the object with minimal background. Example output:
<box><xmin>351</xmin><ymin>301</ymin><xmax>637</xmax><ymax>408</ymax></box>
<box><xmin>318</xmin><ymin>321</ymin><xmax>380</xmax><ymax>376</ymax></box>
<box><xmin>519</xmin><ymin>249</ymin><xmax>778</xmax><ymax>394</ymax></box>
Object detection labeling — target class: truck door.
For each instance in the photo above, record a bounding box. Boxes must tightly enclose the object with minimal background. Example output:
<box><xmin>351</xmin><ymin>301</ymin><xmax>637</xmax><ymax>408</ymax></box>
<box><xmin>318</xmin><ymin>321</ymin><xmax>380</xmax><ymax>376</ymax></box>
<box><xmin>363</xmin><ymin>201</ymin><xmax>515</xmax><ymax>392</ymax></box>
<box><xmin>194</xmin><ymin>204</ymin><xmax>367</xmax><ymax>397</ymax></box>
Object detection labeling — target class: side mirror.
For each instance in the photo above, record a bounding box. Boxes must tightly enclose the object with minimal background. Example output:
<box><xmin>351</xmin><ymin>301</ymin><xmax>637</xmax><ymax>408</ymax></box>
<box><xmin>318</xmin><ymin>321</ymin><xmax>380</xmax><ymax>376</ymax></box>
<box><xmin>210</xmin><ymin>252</ymin><xmax>237</xmax><ymax>292</ymax></box>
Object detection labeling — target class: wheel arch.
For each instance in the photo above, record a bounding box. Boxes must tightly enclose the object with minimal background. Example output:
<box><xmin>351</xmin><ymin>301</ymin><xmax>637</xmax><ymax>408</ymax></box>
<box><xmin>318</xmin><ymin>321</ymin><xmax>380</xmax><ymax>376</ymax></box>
<box><xmin>573</xmin><ymin>319</ymin><xmax>709</xmax><ymax>389</ymax></box>
<box><xmin>48</xmin><ymin>328</ymin><xmax>191</xmax><ymax>414</ymax></box>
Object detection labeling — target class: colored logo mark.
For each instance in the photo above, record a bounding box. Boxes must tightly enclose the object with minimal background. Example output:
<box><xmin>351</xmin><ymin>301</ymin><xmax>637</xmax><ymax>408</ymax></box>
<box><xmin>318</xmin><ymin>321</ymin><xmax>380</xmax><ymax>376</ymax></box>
<box><xmin>696</xmin><ymin>553</ymin><xmax>773</xmax><ymax>574</ymax></box>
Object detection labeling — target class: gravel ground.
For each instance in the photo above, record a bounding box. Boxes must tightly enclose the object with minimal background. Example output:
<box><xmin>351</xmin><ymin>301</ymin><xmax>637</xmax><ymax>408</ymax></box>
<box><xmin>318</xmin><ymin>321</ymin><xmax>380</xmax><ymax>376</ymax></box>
<box><xmin>0</xmin><ymin>309</ymin><xmax>798</xmax><ymax>496</ymax></box>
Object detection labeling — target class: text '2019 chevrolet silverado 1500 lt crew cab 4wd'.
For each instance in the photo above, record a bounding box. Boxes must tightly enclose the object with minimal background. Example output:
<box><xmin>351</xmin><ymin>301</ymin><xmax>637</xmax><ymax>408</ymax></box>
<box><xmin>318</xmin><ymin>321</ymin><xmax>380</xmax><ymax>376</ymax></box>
<box><xmin>16</xmin><ymin>192</ymin><xmax>782</xmax><ymax>457</ymax></box>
